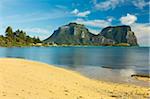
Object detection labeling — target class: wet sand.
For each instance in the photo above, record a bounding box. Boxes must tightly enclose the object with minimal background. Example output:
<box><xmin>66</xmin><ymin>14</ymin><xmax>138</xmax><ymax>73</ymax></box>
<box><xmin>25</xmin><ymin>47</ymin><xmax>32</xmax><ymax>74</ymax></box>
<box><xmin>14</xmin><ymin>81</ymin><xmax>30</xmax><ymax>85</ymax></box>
<box><xmin>0</xmin><ymin>58</ymin><xmax>149</xmax><ymax>99</ymax></box>
<box><xmin>72</xmin><ymin>66</ymin><xmax>150</xmax><ymax>87</ymax></box>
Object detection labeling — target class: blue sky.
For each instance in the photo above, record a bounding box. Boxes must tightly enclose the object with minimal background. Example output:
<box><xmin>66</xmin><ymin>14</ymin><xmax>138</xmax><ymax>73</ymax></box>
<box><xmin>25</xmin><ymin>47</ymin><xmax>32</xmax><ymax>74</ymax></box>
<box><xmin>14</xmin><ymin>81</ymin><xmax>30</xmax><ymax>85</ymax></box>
<box><xmin>0</xmin><ymin>0</ymin><xmax>149</xmax><ymax>46</ymax></box>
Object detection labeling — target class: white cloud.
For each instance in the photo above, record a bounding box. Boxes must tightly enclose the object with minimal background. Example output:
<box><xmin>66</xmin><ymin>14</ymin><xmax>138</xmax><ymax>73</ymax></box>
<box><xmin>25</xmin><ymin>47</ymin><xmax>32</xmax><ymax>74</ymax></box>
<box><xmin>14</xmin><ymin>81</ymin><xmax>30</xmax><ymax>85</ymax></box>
<box><xmin>22</xmin><ymin>28</ymin><xmax>52</xmax><ymax>40</ymax></box>
<box><xmin>2</xmin><ymin>8</ymin><xmax>71</xmax><ymax>24</ymax></box>
<box><xmin>71</xmin><ymin>9</ymin><xmax>91</xmax><ymax>17</ymax></box>
<box><xmin>107</xmin><ymin>16</ymin><xmax>115</xmax><ymax>22</ymax></box>
<box><xmin>92</xmin><ymin>0</ymin><xmax>149</xmax><ymax>10</ymax></box>
<box><xmin>72</xmin><ymin>18</ymin><xmax>112</xmax><ymax>35</ymax></box>
<box><xmin>93</xmin><ymin>0</ymin><xmax>124</xmax><ymax>11</ymax></box>
<box><xmin>88</xmin><ymin>29</ymin><xmax>100</xmax><ymax>35</ymax></box>
<box><xmin>77</xmin><ymin>11</ymin><xmax>91</xmax><ymax>17</ymax></box>
<box><xmin>132</xmin><ymin>0</ymin><xmax>149</xmax><ymax>9</ymax></box>
<box><xmin>119</xmin><ymin>13</ymin><xmax>150</xmax><ymax>46</ymax></box>
<box><xmin>120</xmin><ymin>13</ymin><xmax>137</xmax><ymax>25</ymax></box>
<box><xmin>131</xmin><ymin>23</ymin><xmax>150</xmax><ymax>47</ymax></box>
<box><xmin>23</xmin><ymin>28</ymin><xmax>50</xmax><ymax>34</ymax></box>
<box><xmin>71</xmin><ymin>9</ymin><xmax>79</xmax><ymax>15</ymax></box>
<box><xmin>74</xmin><ymin>18</ymin><xmax>111</xmax><ymax>28</ymax></box>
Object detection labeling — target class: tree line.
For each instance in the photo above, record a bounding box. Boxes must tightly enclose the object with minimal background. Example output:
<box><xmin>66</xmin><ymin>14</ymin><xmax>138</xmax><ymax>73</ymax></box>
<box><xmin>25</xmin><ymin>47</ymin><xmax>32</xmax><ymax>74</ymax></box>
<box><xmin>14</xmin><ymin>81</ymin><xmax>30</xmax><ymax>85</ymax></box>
<box><xmin>0</xmin><ymin>26</ymin><xmax>41</xmax><ymax>47</ymax></box>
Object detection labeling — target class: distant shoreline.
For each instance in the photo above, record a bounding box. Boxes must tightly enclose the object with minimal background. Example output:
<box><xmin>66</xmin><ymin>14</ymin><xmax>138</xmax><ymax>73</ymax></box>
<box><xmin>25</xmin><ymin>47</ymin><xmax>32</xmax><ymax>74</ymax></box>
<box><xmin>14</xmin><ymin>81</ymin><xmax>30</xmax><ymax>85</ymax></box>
<box><xmin>0</xmin><ymin>58</ymin><xmax>149</xmax><ymax>98</ymax></box>
<box><xmin>0</xmin><ymin>44</ymin><xmax>141</xmax><ymax>48</ymax></box>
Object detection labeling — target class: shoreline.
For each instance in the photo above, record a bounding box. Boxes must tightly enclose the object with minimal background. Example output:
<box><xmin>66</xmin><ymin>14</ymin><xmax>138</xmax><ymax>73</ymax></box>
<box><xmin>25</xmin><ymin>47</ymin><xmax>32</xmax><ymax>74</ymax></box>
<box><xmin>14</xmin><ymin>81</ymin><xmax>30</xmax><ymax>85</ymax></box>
<box><xmin>131</xmin><ymin>74</ymin><xmax>150</xmax><ymax>82</ymax></box>
<box><xmin>0</xmin><ymin>58</ymin><xmax>149</xmax><ymax>98</ymax></box>
<box><xmin>70</xmin><ymin>66</ymin><xmax>150</xmax><ymax>88</ymax></box>
<box><xmin>0</xmin><ymin>45</ymin><xmax>142</xmax><ymax>48</ymax></box>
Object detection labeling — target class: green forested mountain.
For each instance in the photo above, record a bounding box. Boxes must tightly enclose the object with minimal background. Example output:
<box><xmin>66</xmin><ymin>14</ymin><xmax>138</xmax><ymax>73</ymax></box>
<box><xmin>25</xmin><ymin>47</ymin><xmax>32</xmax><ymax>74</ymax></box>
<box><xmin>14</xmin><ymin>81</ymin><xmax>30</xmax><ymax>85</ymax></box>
<box><xmin>43</xmin><ymin>23</ymin><xmax>92</xmax><ymax>45</ymax></box>
<box><xmin>0</xmin><ymin>26</ymin><xmax>41</xmax><ymax>47</ymax></box>
<box><xmin>100</xmin><ymin>26</ymin><xmax>138</xmax><ymax>46</ymax></box>
<box><xmin>44</xmin><ymin>23</ymin><xmax>138</xmax><ymax>46</ymax></box>
<box><xmin>0</xmin><ymin>23</ymin><xmax>139</xmax><ymax>47</ymax></box>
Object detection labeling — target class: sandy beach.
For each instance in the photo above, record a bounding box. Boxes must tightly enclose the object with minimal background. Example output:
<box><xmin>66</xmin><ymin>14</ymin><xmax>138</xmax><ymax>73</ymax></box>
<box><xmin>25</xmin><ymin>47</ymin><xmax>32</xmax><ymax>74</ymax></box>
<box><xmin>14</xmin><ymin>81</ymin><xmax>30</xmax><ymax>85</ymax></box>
<box><xmin>0</xmin><ymin>58</ymin><xmax>149</xmax><ymax>99</ymax></box>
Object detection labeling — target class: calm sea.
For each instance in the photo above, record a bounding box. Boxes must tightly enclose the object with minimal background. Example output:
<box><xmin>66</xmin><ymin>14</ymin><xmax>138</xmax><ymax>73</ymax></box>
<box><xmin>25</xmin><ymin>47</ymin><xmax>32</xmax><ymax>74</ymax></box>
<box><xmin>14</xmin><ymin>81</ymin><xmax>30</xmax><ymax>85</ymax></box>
<box><xmin>0</xmin><ymin>47</ymin><xmax>149</xmax><ymax>86</ymax></box>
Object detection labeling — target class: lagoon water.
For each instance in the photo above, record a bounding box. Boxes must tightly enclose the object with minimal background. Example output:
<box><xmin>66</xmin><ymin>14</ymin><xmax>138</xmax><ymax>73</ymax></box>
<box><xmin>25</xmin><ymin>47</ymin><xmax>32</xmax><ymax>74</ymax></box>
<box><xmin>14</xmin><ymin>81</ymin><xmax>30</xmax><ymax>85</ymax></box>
<box><xmin>0</xmin><ymin>47</ymin><xmax>149</xmax><ymax>86</ymax></box>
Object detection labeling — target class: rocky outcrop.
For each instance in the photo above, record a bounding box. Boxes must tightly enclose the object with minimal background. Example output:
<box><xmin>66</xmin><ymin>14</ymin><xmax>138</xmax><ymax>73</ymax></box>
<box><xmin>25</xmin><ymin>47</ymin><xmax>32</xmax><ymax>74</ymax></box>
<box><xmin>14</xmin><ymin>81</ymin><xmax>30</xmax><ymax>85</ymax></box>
<box><xmin>44</xmin><ymin>23</ymin><xmax>91</xmax><ymax>45</ymax></box>
<box><xmin>126</xmin><ymin>31</ymin><xmax>138</xmax><ymax>46</ymax></box>
<box><xmin>100</xmin><ymin>25</ymin><xmax>138</xmax><ymax>46</ymax></box>
<box><xmin>89</xmin><ymin>34</ymin><xmax>115</xmax><ymax>45</ymax></box>
<box><xmin>44</xmin><ymin>23</ymin><xmax>138</xmax><ymax>46</ymax></box>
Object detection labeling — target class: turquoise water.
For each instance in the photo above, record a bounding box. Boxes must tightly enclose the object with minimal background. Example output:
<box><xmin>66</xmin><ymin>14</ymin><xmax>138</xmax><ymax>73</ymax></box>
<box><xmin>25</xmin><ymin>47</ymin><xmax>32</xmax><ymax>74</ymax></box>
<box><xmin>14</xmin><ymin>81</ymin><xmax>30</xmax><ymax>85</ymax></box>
<box><xmin>0</xmin><ymin>47</ymin><xmax>149</xmax><ymax>86</ymax></box>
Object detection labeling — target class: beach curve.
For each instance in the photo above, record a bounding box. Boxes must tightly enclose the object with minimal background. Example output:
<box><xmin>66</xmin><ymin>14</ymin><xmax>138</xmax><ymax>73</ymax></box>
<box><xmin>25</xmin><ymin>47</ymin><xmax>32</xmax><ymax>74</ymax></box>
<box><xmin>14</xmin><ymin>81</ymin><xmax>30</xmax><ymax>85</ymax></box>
<box><xmin>0</xmin><ymin>58</ymin><xmax>149</xmax><ymax>99</ymax></box>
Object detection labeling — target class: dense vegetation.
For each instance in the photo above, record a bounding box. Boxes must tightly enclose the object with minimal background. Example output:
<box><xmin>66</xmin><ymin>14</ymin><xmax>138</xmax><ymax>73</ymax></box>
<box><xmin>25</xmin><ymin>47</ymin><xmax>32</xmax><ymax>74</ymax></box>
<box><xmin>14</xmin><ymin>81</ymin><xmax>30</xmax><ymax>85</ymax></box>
<box><xmin>0</xmin><ymin>26</ymin><xmax>41</xmax><ymax>47</ymax></box>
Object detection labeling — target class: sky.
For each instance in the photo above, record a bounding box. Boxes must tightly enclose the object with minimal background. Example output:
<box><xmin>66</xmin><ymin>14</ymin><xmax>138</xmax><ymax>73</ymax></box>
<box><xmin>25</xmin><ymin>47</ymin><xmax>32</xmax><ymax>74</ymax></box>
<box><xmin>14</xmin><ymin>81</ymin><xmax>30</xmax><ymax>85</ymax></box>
<box><xmin>0</xmin><ymin>0</ymin><xmax>149</xmax><ymax>46</ymax></box>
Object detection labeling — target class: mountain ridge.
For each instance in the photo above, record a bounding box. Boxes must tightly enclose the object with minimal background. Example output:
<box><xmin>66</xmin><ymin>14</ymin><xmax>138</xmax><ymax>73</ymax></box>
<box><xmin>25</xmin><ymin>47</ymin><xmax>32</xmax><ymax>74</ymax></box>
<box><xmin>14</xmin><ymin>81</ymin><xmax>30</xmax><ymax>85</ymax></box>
<box><xmin>44</xmin><ymin>23</ymin><xmax>138</xmax><ymax>46</ymax></box>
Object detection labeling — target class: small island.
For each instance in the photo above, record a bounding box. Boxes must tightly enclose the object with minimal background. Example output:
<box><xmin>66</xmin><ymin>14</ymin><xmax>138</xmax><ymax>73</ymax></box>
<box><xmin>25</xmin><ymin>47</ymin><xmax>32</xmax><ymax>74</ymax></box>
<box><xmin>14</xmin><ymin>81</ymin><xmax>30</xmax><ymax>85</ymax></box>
<box><xmin>0</xmin><ymin>23</ymin><xmax>139</xmax><ymax>47</ymax></box>
<box><xmin>44</xmin><ymin>23</ymin><xmax>138</xmax><ymax>47</ymax></box>
<box><xmin>0</xmin><ymin>0</ymin><xmax>149</xmax><ymax>99</ymax></box>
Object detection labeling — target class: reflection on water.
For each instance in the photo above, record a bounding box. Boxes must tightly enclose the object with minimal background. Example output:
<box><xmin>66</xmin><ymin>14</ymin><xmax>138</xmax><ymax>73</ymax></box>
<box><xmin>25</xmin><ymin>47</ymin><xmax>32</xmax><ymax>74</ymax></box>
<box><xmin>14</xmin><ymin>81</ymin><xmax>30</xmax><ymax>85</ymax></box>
<box><xmin>72</xmin><ymin>66</ymin><xmax>149</xmax><ymax>87</ymax></box>
<box><xmin>0</xmin><ymin>46</ymin><xmax>149</xmax><ymax>86</ymax></box>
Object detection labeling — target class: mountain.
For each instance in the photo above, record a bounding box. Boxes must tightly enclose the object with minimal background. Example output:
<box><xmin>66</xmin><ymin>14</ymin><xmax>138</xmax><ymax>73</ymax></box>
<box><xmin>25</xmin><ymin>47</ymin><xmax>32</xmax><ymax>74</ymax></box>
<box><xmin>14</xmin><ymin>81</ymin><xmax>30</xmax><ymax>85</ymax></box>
<box><xmin>100</xmin><ymin>26</ymin><xmax>138</xmax><ymax>46</ymax></box>
<box><xmin>44</xmin><ymin>23</ymin><xmax>92</xmax><ymax>45</ymax></box>
<box><xmin>44</xmin><ymin>23</ymin><xmax>138</xmax><ymax>46</ymax></box>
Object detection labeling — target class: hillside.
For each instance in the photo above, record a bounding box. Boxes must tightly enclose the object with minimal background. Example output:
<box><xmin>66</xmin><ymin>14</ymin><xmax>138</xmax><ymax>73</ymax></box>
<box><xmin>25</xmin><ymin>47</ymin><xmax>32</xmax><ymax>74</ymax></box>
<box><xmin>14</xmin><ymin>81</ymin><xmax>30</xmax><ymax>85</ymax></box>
<box><xmin>44</xmin><ymin>23</ymin><xmax>138</xmax><ymax>46</ymax></box>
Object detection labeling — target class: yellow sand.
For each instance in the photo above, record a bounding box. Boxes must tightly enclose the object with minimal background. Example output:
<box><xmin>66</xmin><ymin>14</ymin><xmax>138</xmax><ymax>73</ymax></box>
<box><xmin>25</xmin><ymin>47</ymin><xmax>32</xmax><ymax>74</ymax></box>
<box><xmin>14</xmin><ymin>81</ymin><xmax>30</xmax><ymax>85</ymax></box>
<box><xmin>136</xmin><ymin>77</ymin><xmax>150</xmax><ymax>82</ymax></box>
<box><xmin>0</xmin><ymin>58</ymin><xmax>149</xmax><ymax>99</ymax></box>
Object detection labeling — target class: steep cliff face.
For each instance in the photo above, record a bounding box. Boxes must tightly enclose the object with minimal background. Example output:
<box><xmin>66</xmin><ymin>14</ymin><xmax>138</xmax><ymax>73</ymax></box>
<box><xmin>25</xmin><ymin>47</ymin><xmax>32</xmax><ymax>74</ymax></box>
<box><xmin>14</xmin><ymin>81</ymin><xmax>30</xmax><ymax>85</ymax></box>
<box><xmin>100</xmin><ymin>25</ymin><xmax>138</xmax><ymax>46</ymax></box>
<box><xmin>100</xmin><ymin>26</ymin><xmax>131</xmax><ymax>43</ymax></box>
<box><xmin>44</xmin><ymin>23</ymin><xmax>138</xmax><ymax>46</ymax></box>
<box><xmin>44</xmin><ymin>23</ymin><xmax>92</xmax><ymax>44</ymax></box>
<box><xmin>126</xmin><ymin>31</ymin><xmax>138</xmax><ymax>46</ymax></box>
<box><xmin>89</xmin><ymin>34</ymin><xmax>115</xmax><ymax>45</ymax></box>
